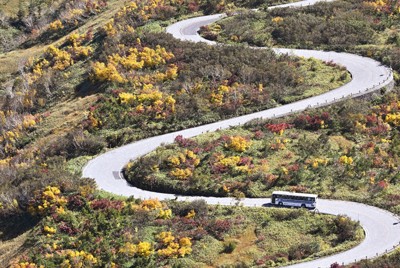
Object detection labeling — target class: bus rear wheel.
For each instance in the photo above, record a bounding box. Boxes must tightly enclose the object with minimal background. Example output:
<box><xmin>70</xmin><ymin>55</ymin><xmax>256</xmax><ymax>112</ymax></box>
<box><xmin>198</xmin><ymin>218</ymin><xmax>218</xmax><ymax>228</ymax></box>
<box><xmin>301</xmin><ymin>204</ymin><xmax>306</xmax><ymax>208</ymax></box>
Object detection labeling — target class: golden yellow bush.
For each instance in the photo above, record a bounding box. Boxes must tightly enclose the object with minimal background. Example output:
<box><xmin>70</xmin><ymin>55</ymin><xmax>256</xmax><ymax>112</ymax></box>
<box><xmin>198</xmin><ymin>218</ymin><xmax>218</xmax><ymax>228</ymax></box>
<box><xmin>119</xmin><ymin>242</ymin><xmax>137</xmax><ymax>256</ymax></box>
<box><xmin>185</xmin><ymin>209</ymin><xmax>196</xmax><ymax>219</ymax></box>
<box><xmin>170</xmin><ymin>167</ymin><xmax>192</xmax><ymax>180</ymax></box>
<box><xmin>137</xmin><ymin>241</ymin><xmax>153</xmax><ymax>257</ymax></box>
<box><xmin>119</xmin><ymin>92</ymin><xmax>136</xmax><ymax>105</ymax></box>
<box><xmin>158</xmin><ymin>209</ymin><xmax>172</xmax><ymax>219</ymax></box>
<box><xmin>140</xmin><ymin>198</ymin><xmax>163</xmax><ymax>210</ymax></box>
<box><xmin>218</xmin><ymin>155</ymin><xmax>240</xmax><ymax>167</ymax></box>
<box><xmin>226</xmin><ymin>136</ymin><xmax>251</xmax><ymax>152</ymax></box>
<box><xmin>92</xmin><ymin>62</ymin><xmax>125</xmax><ymax>83</ymax></box>
<box><xmin>49</xmin><ymin>19</ymin><xmax>63</xmax><ymax>31</ymax></box>
<box><xmin>339</xmin><ymin>155</ymin><xmax>353</xmax><ymax>165</ymax></box>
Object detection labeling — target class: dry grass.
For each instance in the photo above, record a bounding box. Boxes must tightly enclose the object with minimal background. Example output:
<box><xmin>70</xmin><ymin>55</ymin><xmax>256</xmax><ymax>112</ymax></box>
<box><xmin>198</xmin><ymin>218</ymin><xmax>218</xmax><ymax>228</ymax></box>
<box><xmin>212</xmin><ymin>226</ymin><xmax>260</xmax><ymax>267</ymax></box>
<box><xmin>0</xmin><ymin>0</ymin><xmax>25</xmax><ymax>16</ymax></box>
<box><xmin>329</xmin><ymin>135</ymin><xmax>355</xmax><ymax>153</ymax></box>
<box><xmin>0</xmin><ymin>0</ymin><xmax>126</xmax><ymax>75</ymax></box>
<box><xmin>0</xmin><ymin>45</ymin><xmax>46</xmax><ymax>75</ymax></box>
<box><xmin>0</xmin><ymin>230</ymin><xmax>30</xmax><ymax>266</ymax></box>
<box><xmin>32</xmin><ymin>94</ymin><xmax>98</xmax><ymax>144</ymax></box>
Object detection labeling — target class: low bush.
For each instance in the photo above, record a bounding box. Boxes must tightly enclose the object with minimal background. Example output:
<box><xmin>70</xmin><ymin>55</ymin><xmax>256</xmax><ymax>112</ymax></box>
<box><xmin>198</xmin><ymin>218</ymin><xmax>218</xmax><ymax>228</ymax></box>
<box><xmin>6</xmin><ymin>187</ymin><xmax>361</xmax><ymax>267</ymax></box>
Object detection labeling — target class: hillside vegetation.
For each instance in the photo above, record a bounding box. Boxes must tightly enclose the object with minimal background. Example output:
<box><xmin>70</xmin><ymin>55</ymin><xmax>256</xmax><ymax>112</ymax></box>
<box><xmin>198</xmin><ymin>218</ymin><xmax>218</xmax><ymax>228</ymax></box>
<box><xmin>5</xmin><ymin>183</ymin><xmax>362</xmax><ymax>267</ymax></box>
<box><xmin>0</xmin><ymin>0</ymin><xmax>348</xmax><ymax>212</ymax></box>
<box><xmin>0</xmin><ymin>0</ymin><xmax>398</xmax><ymax>267</ymax></box>
<box><xmin>125</xmin><ymin>90</ymin><xmax>400</xmax><ymax>215</ymax></box>
<box><xmin>200</xmin><ymin>0</ymin><xmax>400</xmax><ymax>74</ymax></box>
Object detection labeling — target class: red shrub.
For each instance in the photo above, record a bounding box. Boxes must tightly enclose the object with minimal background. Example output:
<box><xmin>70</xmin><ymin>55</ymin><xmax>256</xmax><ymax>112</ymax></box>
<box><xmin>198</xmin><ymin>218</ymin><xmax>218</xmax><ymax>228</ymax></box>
<box><xmin>188</xmin><ymin>1</ymin><xmax>200</xmax><ymax>12</ymax></box>
<box><xmin>206</xmin><ymin>219</ymin><xmax>232</xmax><ymax>240</ymax></box>
<box><xmin>254</xmin><ymin>130</ymin><xmax>265</xmax><ymax>140</ymax></box>
<box><xmin>287</xmin><ymin>164</ymin><xmax>300</xmax><ymax>172</ymax></box>
<box><xmin>377</xmin><ymin>180</ymin><xmax>389</xmax><ymax>189</ymax></box>
<box><xmin>238</xmin><ymin>157</ymin><xmax>252</xmax><ymax>166</ymax></box>
<box><xmin>59</xmin><ymin>221</ymin><xmax>78</xmax><ymax>235</ymax></box>
<box><xmin>365</xmin><ymin>115</ymin><xmax>378</xmax><ymax>126</ymax></box>
<box><xmin>174</xmin><ymin>135</ymin><xmax>197</xmax><ymax>148</ymax></box>
<box><xmin>90</xmin><ymin>199</ymin><xmax>125</xmax><ymax>211</ymax></box>
<box><xmin>293</xmin><ymin>112</ymin><xmax>330</xmax><ymax>130</ymax></box>
<box><xmin>265</xmin><ymin>123</ymin><xmax>292</xmax><ymax>134</ymax></box>
<box><xmin>368</xmin><ymin>124</ymin><xmax>390</xmax><ymax>135</ymax></box>
<box><xmin>289</xmin><ymin>185</ymin><xmax>308</xmax><ymax>193</ymax></box>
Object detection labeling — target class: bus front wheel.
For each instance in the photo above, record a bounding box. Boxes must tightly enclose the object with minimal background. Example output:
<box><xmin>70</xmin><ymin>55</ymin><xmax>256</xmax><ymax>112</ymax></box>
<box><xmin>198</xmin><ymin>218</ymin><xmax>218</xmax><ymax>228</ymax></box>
<box><xmin>278</xmin><ymin>202</ymin><xmax>283</xmax><ymax>206</ymax></box>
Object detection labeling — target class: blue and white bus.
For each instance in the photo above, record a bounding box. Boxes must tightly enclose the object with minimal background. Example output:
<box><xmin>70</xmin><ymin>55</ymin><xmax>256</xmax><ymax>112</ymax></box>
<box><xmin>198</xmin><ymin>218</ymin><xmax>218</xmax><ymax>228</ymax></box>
<box><xmin>271</xmin><ymin>191</ymin><xmax>317</xmax><ymax>209</ymax></box>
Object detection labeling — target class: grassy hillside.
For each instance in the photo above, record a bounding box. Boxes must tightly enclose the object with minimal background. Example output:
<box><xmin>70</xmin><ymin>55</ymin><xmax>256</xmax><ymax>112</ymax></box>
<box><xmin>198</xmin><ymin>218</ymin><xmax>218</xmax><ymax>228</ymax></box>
<box><xmin>0</xmin><ymin>0</ymin><xmax>349</xmax><ymax>207</ymax></box>
<box><xmin>125</xmin><ymin>90</ymin><xmax>400</xmax><ymax>215</ymax></box>
<box><xmin>200</xmin><ymin>0</ymin><xmax>400</xmax><ymax>74</ymax></box>
<box><xmin>4</xmin><ymin>184</ymin><xmax>363</xmax><ymax>267</ymax></box>
<box><xmin>0</xmin><ymin>0</ymin><xmax>398</xmax><ymax>267</ymax></box>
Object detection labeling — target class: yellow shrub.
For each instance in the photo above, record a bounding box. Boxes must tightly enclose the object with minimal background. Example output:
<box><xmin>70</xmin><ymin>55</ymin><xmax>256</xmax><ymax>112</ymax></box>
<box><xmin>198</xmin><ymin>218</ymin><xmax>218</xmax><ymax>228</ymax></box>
<box><xmin>71</xmin><ymin>45</ymin><xmax>93</xmax><ymax>58</ymax></box>
<box><xmin>67</xmin><ymin>33</ymin><xmax>85</xmax><ymax>46</ymax></box>
<box><xmin>168</xmin><ymin>156</ymin><xmax>181</xmax><ymax>166</ymax></box>
<box><xmin>234</xmin><ymin>165</ymin><xmax>251</xmax><ymax>174</ymax></box>
<box><xmin>339</xmin><ymin>155</ymin><xmax>353</xmax><ymax>165</ymax></box>
<box><xmin>92</xmin><ymin>62</ymin><xmax>125</xmax><ymax>83</ymax></box>
<box><xmin>22</xmin><ymin>115</ymin><xmax>36</xmax><ymax>129</ymax></box>
<box><xmin>158</xmin><ymin>231</ymin><xmax>175</xmax><ymax>245</ymax></box>
<box><xmin>281</xmin><ymin>166</ymin><xmax>288</xmax><ymax>175</ymax></box>
<box><xmin>157</xmin><ymin>232</ymin><xmax>192</xmax><ymax>258</ymax></box>
<box><xmin>119</xmin><ymin>92</ymin><xmax>136</xmax><ymax>105</ymax></box>
<box><xmin>165</xmin><ymin>95</ymin><xmax>176</xmax><ymax>113</ymax></box>
<box><xmin>11</xmin><ymin>262</ymin><xmax>41</xmax><ymax>268</ymax></box>
<box><xmin>170</xmin><ymin>168</ymin><xmax>192</xmax><ymax>180</ymax></box>
<box><xmin>46</xmin><ymin>45</ymin><xmax>73</xmax><ymax>70</ymax></box>
<box><xmin>103</xmin><ymin>19</ymin><xmax>117</xmax><ymax>36</ymax></box>
<box><xmin>219</xmin><ymin>155</ymin><xmax>240</xmax><ymax>167</ymax></box>
<box><xmin>210</xmin><ymin>92</ymin><xmax>224</xmax><ymax>105</ymax></box>
<box><xmin>157</xmin><ymin>243</ymin><xmax>179</xmax><ymax>257</ymax></box>
<box><xmin>49</xmin><ymin>19</ymin><xmax>63</xmax><ymax>31</ymax></box>
<box><xmin>0</xmin><ymin>158</ymin><xmax>11</xmax><ymax>167</ymax></box>
<box><xmin>185</xmin><ymin>209</ymin><xmax>196</xmax><ymax>219</ymax></box>
<box><xmin>271</xmin><ymin>16</ymin><xmax>284</xmax><ymax>23</ymax></box>
<box><xmin>137</xmin><ymin>85</ymin><xmax>163</xmax><ymax>103</ymax></box>
<box><xmin>165</xmin><ymin>64</ymin><xmax>178</xmax><ymax>80</ymax></box>
<box><xmin>385</xmin><ymin>113</ymin><xmax>400</xmax><ymax>126</ymax></box>
<box><xmin>137</xmin><ymin>241</ymin><xmax>153</xmax><ymax>257</ymax></box>
<box><xmin>71</xmin><ymin>8</ymin><xmax>84</xmax><ymax>16</ymax></box>
<box><xmin>43</xmin><ymin>225</ymin><xmax>56</xmax><ymax>234</ymax></box>
<box><xmin>158</xmin><ymin>209</ymin><xmax>172</xmax><ymax>219</ymax></box>
<box><xmin>227</xmin><ymin>136</ymin><xmax>251</xmax><ymax>152</ymax></box>
<box><xmin>139</xmin><ymin>45</ymin><xmax>174</xmax><ymax>68</ymax></box>
<box><xmin>218</xmin><ymin>84</ymin><xmax>230</xmax><ymax>93</ymax></box>
<box><xmin>308</xmin><ymin>158</ymin><xmax>329</xmax><ymax>169</ymax></box>
<box><xmin>120</xmin><ymin>48</ymin><xmax>145</xmax><ymax>70</ymax></box>
<box><xmin>28</xmin><ymin>186</ymin><xmax>67</xmax><ymax>216</ymax></box>
<box><xmin>179</xmin><ymin>237</ymin><xmax>192</xmax><ymax>247</ymax></box>
<box><xmin>185</xmin><ymin>150</ymin><xmax>195</xmax><ymax>159</ymax></box>
<box><xmin>119</xmin><ymin>242</ymin><xmax>137</xmax><ymax>256</ymax></box>
<box><xmin>140</xmin><ymin>198</ymin><xmax>163</xmax><ymax>210</ymax></box>
<box><xmin>32</xmin><ymin>59</ymin><xmax>50</xmax><ymax>79</ymax></box>
<box><xmin>64</xmin><ymin>250</ymin><xmax>97</xmax><ymax>266</ymax></box>
<box><xmin>178</xmin><ymin>246</ymin><xmax>192</xmax><ymax>257</ymax></box>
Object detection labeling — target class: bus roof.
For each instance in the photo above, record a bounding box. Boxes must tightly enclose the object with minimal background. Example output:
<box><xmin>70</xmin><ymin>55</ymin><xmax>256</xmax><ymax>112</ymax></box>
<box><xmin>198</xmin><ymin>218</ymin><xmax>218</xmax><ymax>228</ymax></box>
<box><xmin>272</xmin><ymin>191</ymin><xmax>318</xmax><ymax>198</ymax></box>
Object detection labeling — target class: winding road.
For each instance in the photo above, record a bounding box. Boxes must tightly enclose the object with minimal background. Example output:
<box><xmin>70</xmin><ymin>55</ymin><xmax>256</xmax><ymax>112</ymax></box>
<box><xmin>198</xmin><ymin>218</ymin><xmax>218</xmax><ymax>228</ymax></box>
<box><xmin>83</xmin><ymin>1</ymin><xmax>400</xmax><ymax>267</ymax></box>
